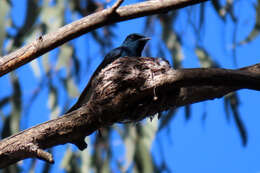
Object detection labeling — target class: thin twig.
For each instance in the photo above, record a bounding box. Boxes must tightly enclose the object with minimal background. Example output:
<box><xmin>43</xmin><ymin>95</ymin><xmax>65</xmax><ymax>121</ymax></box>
<box><xmin>0</xmin><ymin>0</ymin><xmax>208</xmax><ymax>77</ymax></box>
<box><xmin>0</xmin><ymin>57</ymin><xmax>260</xmax><ymax>167</ymax></box>
<box><xmin>111</xmin><ymin>0</ymin><xmax>124</xmax><ymax>12</ymax></box>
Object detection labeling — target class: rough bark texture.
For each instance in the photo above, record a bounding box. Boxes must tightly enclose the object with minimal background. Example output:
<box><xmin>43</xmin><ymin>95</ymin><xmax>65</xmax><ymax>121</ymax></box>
<box><xmin>0</xmin><ymin>0</ymin><xmax>208</xmax><ymax>76</ymax></box>
<box><xmin>0</xmin><ymin>57</ymin><xmax>260</xmax><ymax>168</ymax></box>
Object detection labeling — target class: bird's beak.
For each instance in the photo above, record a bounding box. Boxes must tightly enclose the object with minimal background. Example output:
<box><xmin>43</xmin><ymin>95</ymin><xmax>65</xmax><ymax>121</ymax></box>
<box><xmin>140</xmin><ymin>37</ymin><xmax>151</xmax><ymax>41</ymax></box>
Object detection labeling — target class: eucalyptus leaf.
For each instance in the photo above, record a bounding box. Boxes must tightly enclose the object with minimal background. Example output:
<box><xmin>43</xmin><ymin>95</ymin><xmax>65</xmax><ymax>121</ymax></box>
<box><xmin>41</xmin><ymin>0</ymin><xmax>65</xmax><ymax>32</ymax></box>
<box><xmin>13</xmin><ymin>0</ymin><xmax>40</xmax><ymax>48</ymax></box>
<box><xmin>42</xmin><ymin>53</ymin><xmax>51</xmax><ymax>74</ymax></box>
<box><xmin>239</xmin><ymin>0</ymin><xmax>260</xmax><ymax>45</ymax></box>
<box><xmin>80</xmin><ymin>138</ymin><xmax>92</xmax><ymax>173</ymax></box>
<box><xmin>211</xmin><ymin>0</ymin><xmax>225</xmax><ymax>20</ymax></box>
<box><xmin>9</xmin><ymin>72</ymin><xmax>22</xmax><ymax>134</ymax></box>
<box><xmin>142</xmin><ymin>119</ymin><xmax>158</xmax><ymax>148</ymax></box>
<box><xmin>195</xmin><ymin>46</ymin><xmax>219</xmax><ymax>68</ymax></box>
<box><xmin>47</xmin><ymin>84</ymin><xmax>60</xmax><ymax>119</ymax></box>
<box><xmin>60</xmin><ymin>147</ymin><xmax>73</xmax><ymax>172</ymax></box>
<box><xmin>0</xmin><ymin>0</ymin><xmax>10</xmax><ymax>55</ymax></box>
<box><xmin>134</xmin><ymin>125</ymin><xmax>154</xmax><ymax>173</ymax></box>
<box><xmin>64</xmin><ymin>77</ymin><xmax>79</xmax><ymax>98</ymax></box>
<box><xmin>122</xmin><ymin>125</ymin><xmax>137</xmax><ymax>170</ymax></box>
<box><xmin>225</xmin><ymin>92</ymin><xmax>247</xmax><ymax>146</ymax></box>
<box><xmin>56</xmin><ymin>44</ymin><xmax>73</xmax><ymax>70</ymax></box>
<box><xmin>30</xmin><ymin>59</ymin><xmax>41</xmax><ymax>78</ymax></box>
<box><xmin>160</xmin><ymin>12</ymin><xmax>183</xmax><ymax>68</ymax></box>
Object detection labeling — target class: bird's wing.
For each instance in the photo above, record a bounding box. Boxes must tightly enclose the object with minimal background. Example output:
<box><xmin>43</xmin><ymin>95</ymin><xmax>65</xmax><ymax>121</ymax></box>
<box><xmin>66</xmin><ymin>47</ymin><xmax>126</xmax><ymax>113</ymax></box>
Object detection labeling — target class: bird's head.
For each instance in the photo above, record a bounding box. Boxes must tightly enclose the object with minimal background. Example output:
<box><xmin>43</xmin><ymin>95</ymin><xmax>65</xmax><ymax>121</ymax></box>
<box><xmin>122</xmin><ymin>33</ymin><xmax>150</xmax><ymax>56</ymax></box>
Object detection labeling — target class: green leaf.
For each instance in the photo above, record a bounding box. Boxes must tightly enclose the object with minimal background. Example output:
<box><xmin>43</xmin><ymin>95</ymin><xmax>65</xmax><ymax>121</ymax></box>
<box><xmin>1</xmin><ymin>116</ymin><xmax>11</xmax><ymax>138</ymax></box>
<box><xmin>134</xmin><ymin>123</ymin><xmax>156</xmax><ymax>173</ymax></box>
<box><xmin>41</xmin><ymin>0</ymin><xmax>65</xmax><ymax>32</ymax></box>
<box><xmin>79</xmin><ymin>138</ymin><xmax>92</xmax><ymax>173</ymax></box>
<box><xmin>142</xmin><ymin>119</ymin><xmax>158</xmax><ymax>148</ymax></box>
<box><xmin>47</xmin><ymin>84</ymin><xmax>60</xmax><ymax>119</ymax></box>
<box><xmin>63</xmin><ymin>77</ymin><xmax>79</xmax><ymax>98</ymax></box>
<box><xmin>0</xmin><ymin>0</ymin><xmax>10</xmax><ymax>55</ymax></box>
<box><xmin>56</xmin><ymin>44</ymin><xmax>73</xmax><ymax>70</ymax></box>
<box><xmin>42</xmin><ymin>53</ymin><xmax>51</xmax><ymax>74</ymax></box>
<box><xmin>224</xmin><ymin>92</ymin><xmax>247</xmax><ymax>146</ymax></box>
<box><xmin>160</xmin><ymin>12</ymin><xmax>183</xmax><ymax>68</ymax></box>
<box><xmin>9</xmin><ymin>72</ymin><xmax>22</xmax><ymax>134</ymax></box>
<box><xmin>158</xmin><ymin>108</ymin><xmax>176</xmax><ymax>131</ymax></box>
<box><xmin>195</xmin><ymin>46</ymin><xmax>219</xmax><ymax>68</ymax></box>
<box><xmin>211</xmin><ymin>0</ymin><xmax>225</xmax><ymax>20</ymax></box>
<box><xmin>239</xmin><ymin>0</ymin><xmax>260</xmax><ymax>45</ymax></box>
<box><xmin>30</xmin><ymin>59</ymin><xmax>41</xmax><ymax>78</ymax></box>
<box><xmin>121</xmin><ymin>125</ymin><xmax>137</xmax><ymax>170</ymax></box>
<box><xmin>61</xmin><ymin>146</ymin><xmax>80</xmax><ymax>173</ymax></box>
<box><xmin>12</xmin><ymin>0</ymin><xmax>40</xmax><ymax>48</ymax></box>
<box><xmin>0</xmin><ymin>96</ymin><xmax>10</xmax><ymax>109</ymax></box>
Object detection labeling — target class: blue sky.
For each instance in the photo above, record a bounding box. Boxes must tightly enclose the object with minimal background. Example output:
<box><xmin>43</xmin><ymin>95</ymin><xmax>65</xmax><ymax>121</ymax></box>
<box><xmin>2</xmin><ymin>0</ymin><xmax>260</xmax><ymax>172</ymax></box>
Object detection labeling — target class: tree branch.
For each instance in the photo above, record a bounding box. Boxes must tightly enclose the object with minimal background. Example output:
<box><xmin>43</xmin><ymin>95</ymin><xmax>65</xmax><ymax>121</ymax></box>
<box><xmin>0</xmin><ymin>57</ymin><xmax>259</xmax><ymax>168</ymax></box>
<box><xmin>0</xmin><ymin>0</ymin><xmax>208</xmax><ymax>76</ymax></box>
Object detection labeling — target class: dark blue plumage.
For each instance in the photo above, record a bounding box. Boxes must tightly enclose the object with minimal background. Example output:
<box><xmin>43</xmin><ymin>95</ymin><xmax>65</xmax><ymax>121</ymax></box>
<box><xmin>67</xmin><ymin>33</ymin><xmax>150</xmax><ymax>113</ymax></box>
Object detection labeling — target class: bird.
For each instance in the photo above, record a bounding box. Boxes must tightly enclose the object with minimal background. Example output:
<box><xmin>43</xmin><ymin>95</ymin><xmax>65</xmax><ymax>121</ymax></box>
<box><xmin>67</xmin><ymin>33</ymin><xmax>150</xmax><ymax>113</ymax></box>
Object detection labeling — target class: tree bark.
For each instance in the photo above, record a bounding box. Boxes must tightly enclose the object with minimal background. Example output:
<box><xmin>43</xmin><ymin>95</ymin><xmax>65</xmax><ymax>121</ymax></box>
<box><xmin>0</xmin><ymin>57</ymin><xmax>259</xmax><ymax>168</ymax></box>
<box><xmin>0</xmin><ymin>0</ymin><xmax>208</xmax><ymax>76</ymax></box>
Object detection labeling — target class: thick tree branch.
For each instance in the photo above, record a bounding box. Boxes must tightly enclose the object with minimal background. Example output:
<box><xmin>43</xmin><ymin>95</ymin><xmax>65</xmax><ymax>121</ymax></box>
<box><xmin>0</xmin><ymin>57</ymin><xmax>259</xmax><ymax>168</ymax></box>
<box><xmin>0</xmin><ymin>0</ymin><xmax>208</xmax><ymax>76</ymax></box>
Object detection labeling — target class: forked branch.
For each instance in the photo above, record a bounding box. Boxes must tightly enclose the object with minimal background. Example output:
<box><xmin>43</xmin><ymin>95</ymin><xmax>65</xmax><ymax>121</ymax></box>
<box><xmin>0</xmin><ymin>0</ymin><xmax>208</xmax><ymax>76</ymax></box>
<box><xmin>0</xmin><ymin>57</ymin><xmax>259</xmax><ymax>168</ymax></box>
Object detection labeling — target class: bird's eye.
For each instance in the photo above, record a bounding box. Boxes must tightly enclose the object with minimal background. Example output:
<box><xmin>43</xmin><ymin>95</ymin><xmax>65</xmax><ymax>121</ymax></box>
<box><xmin>129</xmin><ymin>35</ymin><xmax>135</xmax><ymax>39</ymax></box>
